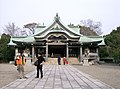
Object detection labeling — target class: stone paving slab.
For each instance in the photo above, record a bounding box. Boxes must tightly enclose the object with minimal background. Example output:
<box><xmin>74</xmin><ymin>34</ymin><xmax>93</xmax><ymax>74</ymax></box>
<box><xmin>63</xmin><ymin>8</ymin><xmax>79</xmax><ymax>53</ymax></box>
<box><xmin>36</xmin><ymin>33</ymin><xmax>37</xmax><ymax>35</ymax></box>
<box><xmin>1</xmin><ymin>65</ymin><xmax>115</xmax><ymax>89</ymax></box>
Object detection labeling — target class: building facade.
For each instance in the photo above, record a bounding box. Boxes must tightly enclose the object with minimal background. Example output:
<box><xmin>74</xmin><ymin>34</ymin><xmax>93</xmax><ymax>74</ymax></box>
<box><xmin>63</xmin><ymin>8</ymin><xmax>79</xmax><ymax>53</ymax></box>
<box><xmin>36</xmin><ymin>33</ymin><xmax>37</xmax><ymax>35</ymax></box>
<box><xmin>8</xmin><ymin>14</ymin><xmax>105</xmax><ymax>62</ymax></box>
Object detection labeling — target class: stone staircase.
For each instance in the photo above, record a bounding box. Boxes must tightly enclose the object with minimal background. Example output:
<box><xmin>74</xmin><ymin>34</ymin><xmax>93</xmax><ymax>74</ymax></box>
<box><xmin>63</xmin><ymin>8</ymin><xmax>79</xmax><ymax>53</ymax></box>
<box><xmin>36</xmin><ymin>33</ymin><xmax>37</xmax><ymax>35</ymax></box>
<box><xmin>45</xmin><ymin>57</ymin><xmax>80</xmax><ymax>65</ymax></box>
<box><xmin>68</xmin><ymin>57</ymin><xmax>80</xmax><ymax>64</ymax></box>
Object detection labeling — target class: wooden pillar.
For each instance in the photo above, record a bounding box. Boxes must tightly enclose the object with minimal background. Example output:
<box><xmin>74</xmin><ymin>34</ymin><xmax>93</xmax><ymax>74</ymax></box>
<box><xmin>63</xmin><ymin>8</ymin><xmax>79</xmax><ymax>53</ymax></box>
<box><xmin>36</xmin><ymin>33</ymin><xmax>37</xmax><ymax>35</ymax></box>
<box><xmin>66</xmin><ymin>43</ymin><xmax>69</xmax><ymax>60</ymax></box>
<box><xmin>80</xmin><ymin>46</ymin><xmax>82</xmax><ymax>62</ymax></box>
<box><xmin>46</xmin><ymin>43</ymin><xmax>48</xmax><ymax>61</ymax></box>
<box><xmin>32</xmin><ymin>46</ymin><xmax>35</xmax><ymax>62</ymax></box>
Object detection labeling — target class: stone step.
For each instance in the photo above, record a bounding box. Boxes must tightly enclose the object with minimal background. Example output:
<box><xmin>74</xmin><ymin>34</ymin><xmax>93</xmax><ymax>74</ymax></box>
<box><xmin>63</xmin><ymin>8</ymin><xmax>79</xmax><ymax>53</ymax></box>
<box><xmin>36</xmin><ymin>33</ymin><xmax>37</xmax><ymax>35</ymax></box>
<box><xmin>46</xmin><ymin>57</ymin><xmax>80</xmax><ymax>65</ymax></box>
<box><xmin>68</xmin><ymin>57</ymin><xmax>80</xmax><ymax>64</ymax></box>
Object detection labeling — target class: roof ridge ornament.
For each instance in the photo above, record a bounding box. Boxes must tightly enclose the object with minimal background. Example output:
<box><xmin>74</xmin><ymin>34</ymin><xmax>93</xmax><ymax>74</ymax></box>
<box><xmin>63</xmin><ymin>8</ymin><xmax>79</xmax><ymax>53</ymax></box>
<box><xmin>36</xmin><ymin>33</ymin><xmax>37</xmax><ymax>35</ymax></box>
<box><xmin>54</xmin><ymin>13</ymin><xmax>60</xmax><ymax>22</ymax></box>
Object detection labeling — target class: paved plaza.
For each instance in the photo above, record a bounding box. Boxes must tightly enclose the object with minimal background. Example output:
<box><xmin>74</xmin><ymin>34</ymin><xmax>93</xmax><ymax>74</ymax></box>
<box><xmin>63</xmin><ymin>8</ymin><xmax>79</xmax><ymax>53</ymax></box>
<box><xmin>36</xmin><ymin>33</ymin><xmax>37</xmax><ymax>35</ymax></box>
<box><xmin>1</xmin><ymin>65</ymin><xmax>115</xmax><ymax>89</ymax></box>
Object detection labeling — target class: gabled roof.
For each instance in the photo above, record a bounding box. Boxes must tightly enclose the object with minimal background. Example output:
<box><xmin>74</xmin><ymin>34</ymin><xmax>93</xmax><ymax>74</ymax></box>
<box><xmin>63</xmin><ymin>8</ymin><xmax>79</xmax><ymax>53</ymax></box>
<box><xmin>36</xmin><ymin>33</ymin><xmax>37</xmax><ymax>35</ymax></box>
<box><xmin>34</xmin><ymin>13</ymin><xmax>82</xmax><ymax>38</ymax></box>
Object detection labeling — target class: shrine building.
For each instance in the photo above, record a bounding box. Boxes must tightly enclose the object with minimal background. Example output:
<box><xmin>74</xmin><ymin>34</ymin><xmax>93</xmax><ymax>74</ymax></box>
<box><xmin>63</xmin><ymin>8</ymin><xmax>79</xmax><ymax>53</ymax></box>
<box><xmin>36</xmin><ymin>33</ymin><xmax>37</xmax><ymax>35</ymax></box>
<box><xmin>8</xmin><ymin>14</ymin><xmax>105</xmax><ymax>63</ymax></box>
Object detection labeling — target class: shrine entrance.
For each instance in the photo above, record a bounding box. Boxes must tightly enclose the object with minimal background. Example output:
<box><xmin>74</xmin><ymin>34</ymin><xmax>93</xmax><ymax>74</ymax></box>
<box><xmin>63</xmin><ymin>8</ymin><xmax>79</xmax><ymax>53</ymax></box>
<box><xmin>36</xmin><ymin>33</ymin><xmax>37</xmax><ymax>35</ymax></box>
<box><xmin>48</xmin><ymin>45</ymin><xmax>66</xmax><ymax>57</ymax></box>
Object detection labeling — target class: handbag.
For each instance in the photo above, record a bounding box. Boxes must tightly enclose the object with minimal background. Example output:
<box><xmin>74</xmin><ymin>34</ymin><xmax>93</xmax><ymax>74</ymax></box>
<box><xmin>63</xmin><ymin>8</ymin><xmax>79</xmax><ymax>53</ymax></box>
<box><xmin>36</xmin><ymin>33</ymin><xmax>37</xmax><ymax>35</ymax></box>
<box><xmin>34</xmin><ymin>60</ymin><xmax>38</xmax><ymax>66</ymax></box>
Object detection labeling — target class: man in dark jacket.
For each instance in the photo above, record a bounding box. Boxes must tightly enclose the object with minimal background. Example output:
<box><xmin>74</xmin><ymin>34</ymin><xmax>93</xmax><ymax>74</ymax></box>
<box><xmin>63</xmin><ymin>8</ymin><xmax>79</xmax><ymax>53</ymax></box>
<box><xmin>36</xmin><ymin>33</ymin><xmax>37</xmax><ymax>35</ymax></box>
<box><xmin>58</xmin><ymin>56</ymin><xmax>61</xmax><ymax>65</ymax></box>
<box><xmin>36</xmin><ymin>53</ymin><xmax>45</xmax><ymax>78</ymax></box>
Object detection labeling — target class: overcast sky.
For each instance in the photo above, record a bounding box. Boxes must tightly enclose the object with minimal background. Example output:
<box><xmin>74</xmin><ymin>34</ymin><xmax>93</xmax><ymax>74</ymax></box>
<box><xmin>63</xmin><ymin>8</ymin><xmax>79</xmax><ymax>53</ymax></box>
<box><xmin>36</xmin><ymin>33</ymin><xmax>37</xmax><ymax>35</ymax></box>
<box><xmin>0</xmin><ymin>0</ymin><xmax>120</xmax><ymax>35</ymax></box>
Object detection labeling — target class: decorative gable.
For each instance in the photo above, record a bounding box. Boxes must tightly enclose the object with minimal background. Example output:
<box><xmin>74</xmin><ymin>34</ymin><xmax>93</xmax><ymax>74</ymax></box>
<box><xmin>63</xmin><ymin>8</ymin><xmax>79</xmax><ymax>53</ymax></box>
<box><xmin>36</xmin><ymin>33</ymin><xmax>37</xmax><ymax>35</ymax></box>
<box><xmin>34</xmin><ymin>13</ymin><xmax>80</xmax><ymax>42</ymax></box>
<box><xmin>34</xmin><ymin>13</ymin><xmax>81</xmax><ymax>36</ymax></box>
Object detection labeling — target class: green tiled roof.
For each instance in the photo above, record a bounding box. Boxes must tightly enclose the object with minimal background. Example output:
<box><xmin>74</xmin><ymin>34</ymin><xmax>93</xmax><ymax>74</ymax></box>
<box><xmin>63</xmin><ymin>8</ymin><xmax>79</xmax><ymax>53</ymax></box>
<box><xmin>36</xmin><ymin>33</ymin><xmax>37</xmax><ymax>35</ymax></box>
<box><xmin>8</xmin><ymin>37</ymin><xmax>26</xmax><ymax>46</ymax></box>
<box><xmin>8</xmin><ymin>38</ymin><xmax>17</xmax><ymax>46</ymax></box>
<box><xmin>22</xmin><ymin>36</ymin><xmax>35</xmax><ymax>42</ymax></box>
<box><xmin>60</xmin><ymin>21</ymin><xmax>82</xmax><ymax>36</ymax></box>
<box><xmin>34</xmin><ymin>26</ymin><xmax>45</xmax><ymax>35</ymax></box>
<box><xmin>69</xmin><ymin>26</ymin><xmax>80</xmax><ymax>34</ymax></box>
<box><xmin>80</xmin><ymin>36</ymin><xmax>105</xmax><ymax>45</ymax></box>
<box><xmin>87</xmin><ymin>36</ymin><xmax>105</xmax><ymax>45</ymax></box>
<box><xmin>8</xmin><ymin>36</ymin><xmax>35</xmax><ymax>46</ymax></box>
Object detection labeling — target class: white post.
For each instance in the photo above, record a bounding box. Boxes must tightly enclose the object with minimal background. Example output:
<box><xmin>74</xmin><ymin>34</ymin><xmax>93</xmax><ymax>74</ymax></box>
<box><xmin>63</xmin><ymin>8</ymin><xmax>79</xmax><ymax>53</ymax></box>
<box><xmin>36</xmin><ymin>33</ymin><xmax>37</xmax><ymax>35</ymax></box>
<box><xmin>46</xmin><ymin>43</ymin><xmax>48</xmax><ymax>61</ymax></box>
<box><xmin>15</xmin><ymin>48</ymin><xmax>18</xmax><ymax>56</ymax></box>
<box><xmin>80</xmin><ymin>46</ymin><xmax>82</xmax><ymax>62</ymax></box>
<box><xmin>96</xmin><ymin>47</ymin><xmax>99</xmax><ymax>61</ymax></box>
<box><xmin>66</xmin><ymin>43</ymin><xmax>69</xmax><ymax>60</ymax></box>
<box><xmin>32</xmin><ymin>46</ymin><xmax>35</xmax><ymax>62</ymax></box>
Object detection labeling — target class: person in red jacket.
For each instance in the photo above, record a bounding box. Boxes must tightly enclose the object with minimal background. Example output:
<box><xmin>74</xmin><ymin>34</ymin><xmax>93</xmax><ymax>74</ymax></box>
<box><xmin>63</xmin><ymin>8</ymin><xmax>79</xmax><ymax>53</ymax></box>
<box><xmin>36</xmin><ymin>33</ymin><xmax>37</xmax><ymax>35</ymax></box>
<box><xmin>63</xmin><ymin>57</ymin><xmax>68</xmax><ymax>65</ymax></box>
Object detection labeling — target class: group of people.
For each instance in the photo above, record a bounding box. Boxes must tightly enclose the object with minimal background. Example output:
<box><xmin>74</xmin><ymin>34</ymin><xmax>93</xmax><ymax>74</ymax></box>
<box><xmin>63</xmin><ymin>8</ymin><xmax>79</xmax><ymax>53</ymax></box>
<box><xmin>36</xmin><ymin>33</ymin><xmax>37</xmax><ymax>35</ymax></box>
<box><xmin>58</xmin><ymin>56</ymin><xmax>68</xmax><ymax>65</ymax></box>
<box><xmin>15</xmin><ymin>52</ymin><xmax>68</xmax><ymax>79</ymax></box>
<box><xmin>15</xmin><ymin>52</ymin><xmax>46</xmax><ymax>79</ymax></box>
<box><xmin>15</xmin><ymin>53</ymin><xmax>26</xmax><ymax>79</ymax></box>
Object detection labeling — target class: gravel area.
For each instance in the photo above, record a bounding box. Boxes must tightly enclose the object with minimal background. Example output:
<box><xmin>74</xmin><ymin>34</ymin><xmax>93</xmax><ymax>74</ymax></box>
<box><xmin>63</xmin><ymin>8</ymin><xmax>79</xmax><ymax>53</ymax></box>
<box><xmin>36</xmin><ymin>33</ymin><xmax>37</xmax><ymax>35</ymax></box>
<box><xmin>72</xmin><ymin>63</ymin><xmax>120</xmax><ymax>89</ymax></box>
<box><xmin>0</xmin><ymin>60</ymin><xmax>35</xmax><ymax>88</ymax></box>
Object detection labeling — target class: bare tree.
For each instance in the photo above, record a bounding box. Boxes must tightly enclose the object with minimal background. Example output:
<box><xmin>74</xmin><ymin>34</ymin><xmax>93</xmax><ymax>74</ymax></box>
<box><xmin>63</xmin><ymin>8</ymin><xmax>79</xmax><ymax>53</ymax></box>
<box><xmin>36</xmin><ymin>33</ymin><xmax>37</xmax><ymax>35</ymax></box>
<box><xmin>3</xmin><ymin>22</ymin><xmax>21</xmax><ymax>36</ymax></box>
<box><xmin>80</xmin><ymin>19</ymin><xmax>103</xmax><ymax>35</ymax></box>
<box><xmin>3</xmin><ymin>22</ymin><xmax>28</xmax><ymax>36</ymax></box>
<box><xmin>80</xmin><ymin>26</ymin><xmax>98</xmax><ymax>36</ymax></box>
<box><xmin>24</xmin><ymin>23</ymin><xmax>37</xmax><ymax>34</ymax></box>
<box><xmin>20</xmin><ymin>29</ymin><xmax>28</xmax><ymax>36</ymax></box>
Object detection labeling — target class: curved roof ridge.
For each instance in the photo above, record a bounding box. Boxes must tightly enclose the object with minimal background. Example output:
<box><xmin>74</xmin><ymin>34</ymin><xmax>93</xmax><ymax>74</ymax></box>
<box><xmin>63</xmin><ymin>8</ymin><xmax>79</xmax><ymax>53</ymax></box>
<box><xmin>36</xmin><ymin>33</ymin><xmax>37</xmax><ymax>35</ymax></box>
<box><xmin>33</xmin><ymin>17</ymin><xmax>58</xmax><ymax>36</ymax></box>
<box><xmin>35</xmin><ymin>30</ymin><xmax>80</xmax><ymax>38</ymax></box>
<box><xmin>58</xmin><ymin>18</ymin><xmax>83</xmax><ymax>36</ymax></box>
<box><xmin>34</xmin><ymin>14</ymin><xmax>83</xmax><ymax>37</ymax></box>
<box><xmin>86</xmin><ymin>36</ymin><xmax>104</xmax><ymax>38</ymax></box>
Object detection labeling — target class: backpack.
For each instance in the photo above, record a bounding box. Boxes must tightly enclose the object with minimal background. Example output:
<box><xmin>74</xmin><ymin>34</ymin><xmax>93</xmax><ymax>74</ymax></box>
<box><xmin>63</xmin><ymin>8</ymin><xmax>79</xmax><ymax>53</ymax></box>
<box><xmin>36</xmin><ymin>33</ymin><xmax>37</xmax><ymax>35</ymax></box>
<box><xmin>14</xmin><ymin>59</ymin><xmax>17</xmax><ymax>66</ymax></box>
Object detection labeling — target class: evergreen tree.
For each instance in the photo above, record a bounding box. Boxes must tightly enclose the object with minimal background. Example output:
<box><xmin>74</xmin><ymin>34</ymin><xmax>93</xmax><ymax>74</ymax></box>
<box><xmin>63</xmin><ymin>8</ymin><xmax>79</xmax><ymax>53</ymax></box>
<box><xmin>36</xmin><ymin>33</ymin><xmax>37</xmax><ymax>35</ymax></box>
<box><xmin>0</xmin><ymin>34</ymin><xmax>15</xmax><ymax>63</ymax></box>
<box><xmin>101</xmin><ymin>26</ymin><xmax>120</xmax><ymax>63</ymax></box>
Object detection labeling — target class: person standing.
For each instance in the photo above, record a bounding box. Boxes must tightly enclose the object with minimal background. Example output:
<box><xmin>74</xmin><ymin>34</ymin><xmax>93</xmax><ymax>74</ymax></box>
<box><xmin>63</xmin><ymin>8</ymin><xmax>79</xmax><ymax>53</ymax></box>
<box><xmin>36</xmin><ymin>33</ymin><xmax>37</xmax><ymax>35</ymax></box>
<box><xmin>58</xmin><ymin>56</ymin><xmax>61</xmax><ymax>65</ymax></box>
<box><xmin>16</xmin><ymin>53</ymin><xmax>26</xmax><ymax>79</ymax></box>
<box><xmin>63</xmin><ymin>57</ymin><xmax>66</xmax><ymax>65</ymax></box>
<box><xmin>21</xmin><ymin>53</ymin><xmax>26</xmax><ymax>65</ymax></box>
<box><xmin>36</xmin><ymin>53</ymin><xmax>46</xmax><ymax>78</ymax></box>
<box><xmin>63</xmin><ymin>57</ymin><xmax>68</xmax><ymax>65</ymax></box>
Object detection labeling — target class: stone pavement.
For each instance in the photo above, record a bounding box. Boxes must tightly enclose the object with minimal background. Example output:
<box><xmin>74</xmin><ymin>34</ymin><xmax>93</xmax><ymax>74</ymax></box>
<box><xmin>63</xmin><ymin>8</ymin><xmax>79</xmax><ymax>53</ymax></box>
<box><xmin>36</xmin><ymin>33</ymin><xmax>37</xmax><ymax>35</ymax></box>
<box><xmin>1</xmin><ymin>65</ymin><xmax>115</xmax><ymax>89</ymax></box>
